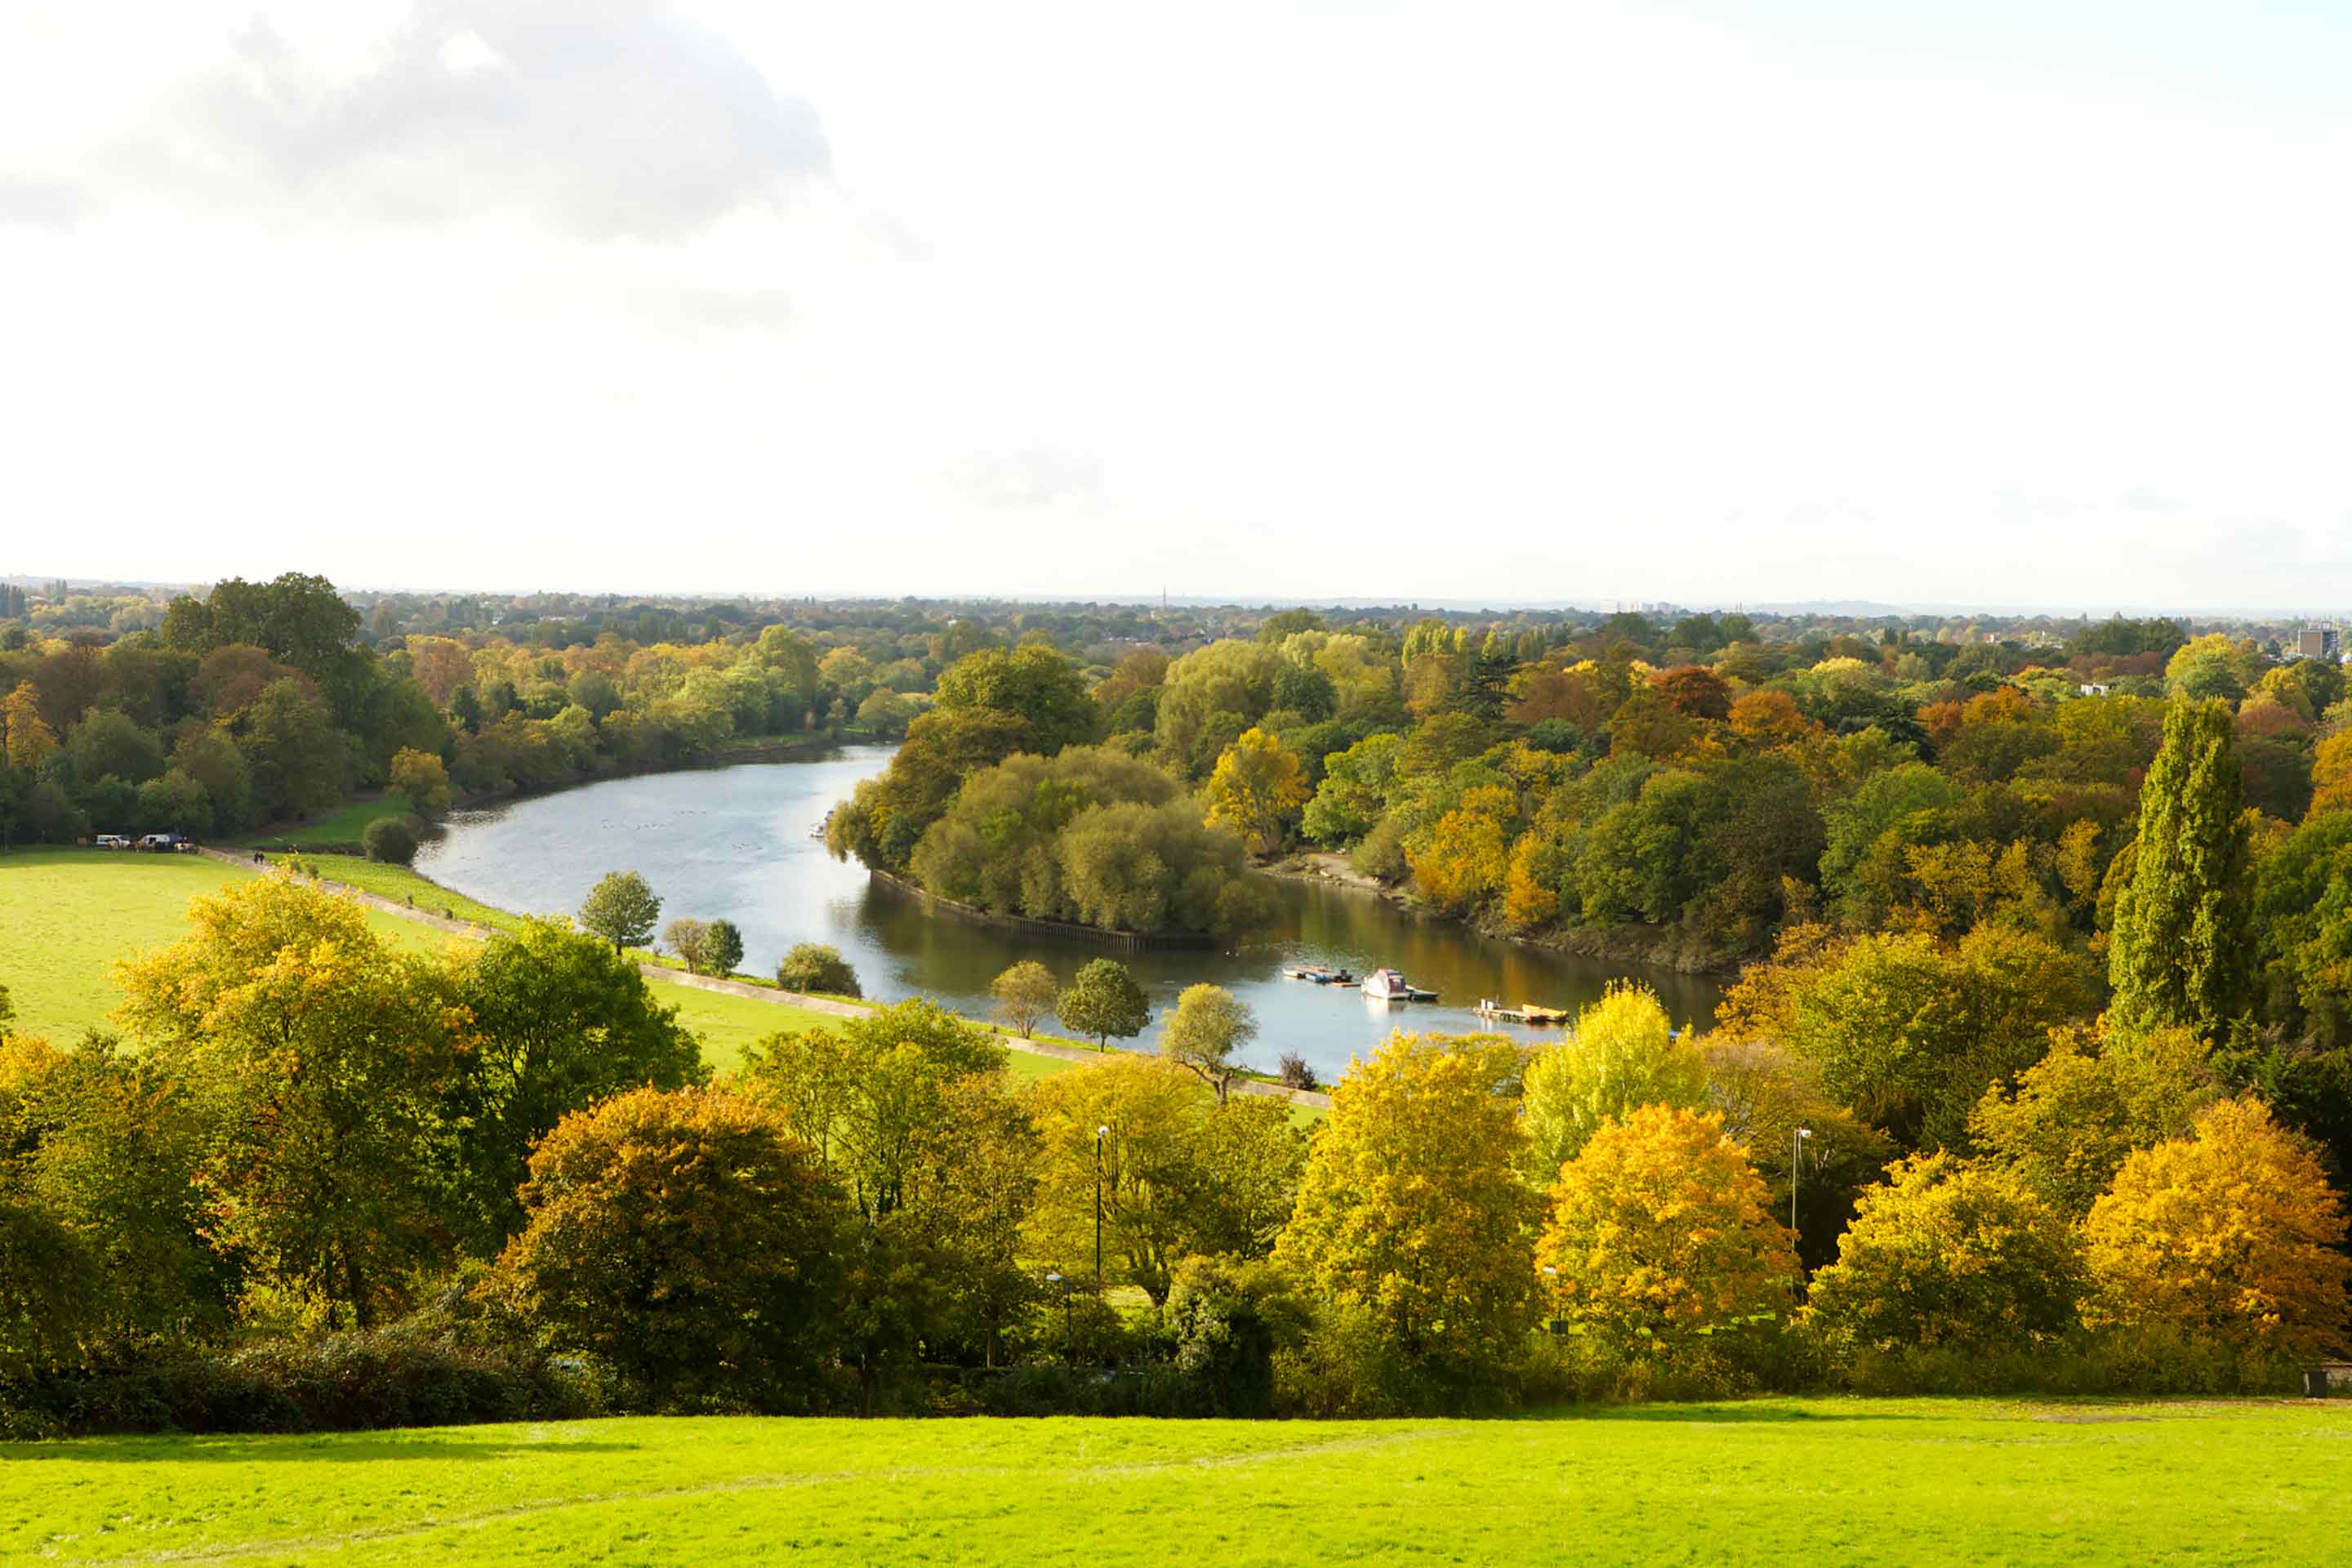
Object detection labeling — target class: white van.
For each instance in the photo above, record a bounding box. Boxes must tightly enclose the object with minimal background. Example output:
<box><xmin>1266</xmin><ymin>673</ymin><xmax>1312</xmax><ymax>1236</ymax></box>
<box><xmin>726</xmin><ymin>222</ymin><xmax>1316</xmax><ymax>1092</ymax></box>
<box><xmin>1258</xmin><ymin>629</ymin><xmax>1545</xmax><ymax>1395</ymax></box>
<box><xmin>94</xmin><ymin>834</ymin><xmax>130</xmax><ymax>849</ymax></box>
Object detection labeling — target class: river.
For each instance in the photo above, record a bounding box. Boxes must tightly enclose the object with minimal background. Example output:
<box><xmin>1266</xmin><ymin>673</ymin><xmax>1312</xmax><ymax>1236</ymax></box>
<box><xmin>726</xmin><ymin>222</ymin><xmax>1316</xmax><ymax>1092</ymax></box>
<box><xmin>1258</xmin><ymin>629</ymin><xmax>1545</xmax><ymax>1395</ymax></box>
<box><xmin>414</xmin><ymin>744</ymin><xmax>1725</xmax><ymax>1083</ymax></box>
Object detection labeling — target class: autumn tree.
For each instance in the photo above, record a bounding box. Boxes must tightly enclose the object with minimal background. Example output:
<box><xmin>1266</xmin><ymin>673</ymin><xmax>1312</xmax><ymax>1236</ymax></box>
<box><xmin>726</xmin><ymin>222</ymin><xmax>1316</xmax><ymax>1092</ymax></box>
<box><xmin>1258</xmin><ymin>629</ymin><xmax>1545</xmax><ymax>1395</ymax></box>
<box><xmin>1054</xmin><ymin>957</ymin><xmax>1150</xmax><ymax>1050</ymax></box>
<box><xmin>1968</xmin><ymin>1023</ymin><xmax>2216</xmax><ymax>1217</ymax></box>
<box><xmin>1160</xmin><ymin>982</ymin><xmax>1257</xmax><ymax>1103</ymax></box>
<box><xmin>990</xmin><ymin>960</ymin><xmax>1059</xmax><ymax>1038</ymax></box>
<box><xmin>387</xmin><ymin>746</ymin><xmax>452</xmax><ymax>817</ymax></box>
<box><xmin>1716</xmin><ymin>923</ymin><xmax>2095</xmax><ymax>1151</ymax></box>
<box><xmin>1802</xmin><ymin>1155</ymin><xmax>2087</xmax><ymax>1357</ymax></box>
<box><xmin>1205</xmin><ymin>727</ymin><xmax>1310</xmax><ymax>853</ymax></box>
<box><xmin>1</xmin><ymin>682</ymin><xmax>58</xmax><ymax>773</ymax></box>
<box><xmin>114</xmin><ymin>875</ymin><xmax>470</xmax><ymax>1327</ymax></box>
<box><xmin>663</xmin><ymin>916</ymin><xmax>711</xmax><ymax>973</ymax></box>
<box><xmin>502</xmin><ymin>1087</ymin><xmax>844</xmax><ymax>1410</ymax></box>
<box><xmin>1537</xmin><ymin>1106</ymin><xmax>1798</xmax><ymax>1362</ymax></box>
<box><xmin>2082</xmin><ymin>1098</ymin><xmax>2350</xmax><ymax>1361</ymax></box>
<box><xmin>1275</xmin><ymin>1034</ymin><xmax>1538</xmax><ymax>1377</ymax></box>
<box><xmin>2108</xmin><ymin>700</ymin><xmax>2253</xmax><ymax>1037</ymax></box>
<box><xmin>1024</xmin><ymin>1054</ymin><xmax>1303</xmax><ymax>1304</ymax></box>
<box><xmin>577</xmin><ymin>870</ymin><xmax>662</xmax><ymax>954</ymax></box>
<box><xmin>1520</xmin><ymin>982</ymin><xmax>1705</xmax><ymax>1181</ymax></box>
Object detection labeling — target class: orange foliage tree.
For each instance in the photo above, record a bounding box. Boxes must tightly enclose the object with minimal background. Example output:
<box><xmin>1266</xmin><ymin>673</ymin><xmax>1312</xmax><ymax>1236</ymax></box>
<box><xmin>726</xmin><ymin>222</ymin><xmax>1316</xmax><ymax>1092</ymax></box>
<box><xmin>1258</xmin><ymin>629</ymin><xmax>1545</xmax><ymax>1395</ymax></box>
<box><xmin>2082</xmin><ymin>1098</ymin><xmax>2351</xmax><ymax>1361</ymax></box>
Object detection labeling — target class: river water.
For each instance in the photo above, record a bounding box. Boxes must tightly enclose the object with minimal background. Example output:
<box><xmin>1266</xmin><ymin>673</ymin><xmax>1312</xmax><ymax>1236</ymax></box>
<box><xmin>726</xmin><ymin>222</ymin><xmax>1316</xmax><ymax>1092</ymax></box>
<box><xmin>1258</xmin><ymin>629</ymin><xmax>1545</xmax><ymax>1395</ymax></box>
<box><xmin>415</xmin><ymin>744</ymin><xmax>1725</xmax><ymax>1083</ymax></box>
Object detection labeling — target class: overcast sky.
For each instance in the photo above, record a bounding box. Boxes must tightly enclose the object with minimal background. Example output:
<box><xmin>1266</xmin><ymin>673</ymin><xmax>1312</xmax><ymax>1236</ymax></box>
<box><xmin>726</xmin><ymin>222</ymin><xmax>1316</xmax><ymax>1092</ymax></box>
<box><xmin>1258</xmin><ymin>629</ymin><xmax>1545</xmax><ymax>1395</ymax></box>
<box><xmin>5</xmin><ymin>2</ymin><xmax>2350</xmax><ymax>611</ymax></box>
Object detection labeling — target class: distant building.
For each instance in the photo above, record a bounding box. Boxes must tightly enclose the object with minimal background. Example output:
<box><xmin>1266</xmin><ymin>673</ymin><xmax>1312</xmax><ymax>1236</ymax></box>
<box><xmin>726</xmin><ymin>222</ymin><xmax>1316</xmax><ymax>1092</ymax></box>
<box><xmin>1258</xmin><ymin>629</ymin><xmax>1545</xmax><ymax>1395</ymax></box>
<box><xmin>2297</xmin><ymin>626</ymin><xmax>2340</xmax><ymax>661</ymax></box>
<box><xmin>2079</xmin><ymin>683</ymin><xmax>2112</xmax><ymax>697</ymax></box>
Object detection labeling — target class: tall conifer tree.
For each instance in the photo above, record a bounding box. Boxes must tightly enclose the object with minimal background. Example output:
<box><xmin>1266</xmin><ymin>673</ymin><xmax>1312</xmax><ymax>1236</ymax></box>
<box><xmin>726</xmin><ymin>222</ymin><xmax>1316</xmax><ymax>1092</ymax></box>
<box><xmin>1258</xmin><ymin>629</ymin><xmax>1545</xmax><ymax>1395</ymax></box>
<box><xmin>2109</xmin><ymin>699</ymin><xmax>2252</xmax><ymax>1036</ymax></box>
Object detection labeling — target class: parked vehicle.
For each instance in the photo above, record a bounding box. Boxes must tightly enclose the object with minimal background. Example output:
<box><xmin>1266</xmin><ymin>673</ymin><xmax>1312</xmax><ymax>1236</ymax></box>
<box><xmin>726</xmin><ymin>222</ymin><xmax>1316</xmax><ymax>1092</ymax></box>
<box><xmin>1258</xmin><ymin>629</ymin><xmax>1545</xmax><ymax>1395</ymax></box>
<box><xmin>137</xmin><ymin>833</ymin><xmax>194</xmax><ymax>852</ymax></box>
<box><xmin>93</xmin><ymin>834</ymin><xmax>130</xmax><ymax>849</ymax></box>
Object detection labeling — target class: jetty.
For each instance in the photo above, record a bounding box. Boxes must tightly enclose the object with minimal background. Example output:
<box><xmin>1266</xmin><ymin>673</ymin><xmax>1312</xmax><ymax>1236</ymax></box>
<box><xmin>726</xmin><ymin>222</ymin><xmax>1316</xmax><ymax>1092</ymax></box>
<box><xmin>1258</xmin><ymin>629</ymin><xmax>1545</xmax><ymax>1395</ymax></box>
<box><xmin>1476</xmin><ymin>1000</ymin><xmax>1572</xmax><ymax>1025</ymax></box>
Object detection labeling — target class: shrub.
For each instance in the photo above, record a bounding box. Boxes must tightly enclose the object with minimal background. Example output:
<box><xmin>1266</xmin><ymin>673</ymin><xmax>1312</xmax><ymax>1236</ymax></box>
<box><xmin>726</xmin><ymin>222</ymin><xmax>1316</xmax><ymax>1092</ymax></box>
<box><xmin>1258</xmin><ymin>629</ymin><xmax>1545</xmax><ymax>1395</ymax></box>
<box><xmin>777</xmin><ymin>942</ymin><xmax>861</xmax><ymax>998</ymax></box>
<box><xmin>361</xmin><ymin>813</ymin><xmax>421</xmax><ymax>866</ymax></box>
<box><xmin>1277</xmin><ymin>1052</ymin><xmax>1318</xmax><ymax>1091</ymax></box>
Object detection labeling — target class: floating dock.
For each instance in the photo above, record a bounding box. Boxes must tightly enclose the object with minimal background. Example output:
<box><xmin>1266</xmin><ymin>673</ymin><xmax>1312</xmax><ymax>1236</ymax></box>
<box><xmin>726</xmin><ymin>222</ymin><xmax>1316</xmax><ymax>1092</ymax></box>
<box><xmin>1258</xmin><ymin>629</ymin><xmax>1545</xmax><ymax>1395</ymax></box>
<box><xmin>1477</xmin><ymin>1000</ymin><xmax>1571</xmax><ymax>1024</ymax></box>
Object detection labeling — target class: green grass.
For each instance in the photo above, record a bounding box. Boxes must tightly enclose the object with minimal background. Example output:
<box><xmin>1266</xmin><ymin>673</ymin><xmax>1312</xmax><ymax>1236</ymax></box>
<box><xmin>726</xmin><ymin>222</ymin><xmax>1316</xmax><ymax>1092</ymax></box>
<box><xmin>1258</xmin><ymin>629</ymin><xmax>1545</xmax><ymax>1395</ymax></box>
<box><xmin>0</xmin><ymin>849</ymin><xmax>1067</xmax><ymax>1087</ymax></box>
<box><xmin>5</xmin><ymin>1399</ymin><xmax>2345</xmax><ymax>1566</ymax></box>
<box><xmin>238</xmin><ymin>792</ymin><xmax>418</xmax><ymax>848</ymax></box>
<box><xmin>274</xmin><ymin>853</ymin><xmax>527</xmax><ymax>934</ymax></box>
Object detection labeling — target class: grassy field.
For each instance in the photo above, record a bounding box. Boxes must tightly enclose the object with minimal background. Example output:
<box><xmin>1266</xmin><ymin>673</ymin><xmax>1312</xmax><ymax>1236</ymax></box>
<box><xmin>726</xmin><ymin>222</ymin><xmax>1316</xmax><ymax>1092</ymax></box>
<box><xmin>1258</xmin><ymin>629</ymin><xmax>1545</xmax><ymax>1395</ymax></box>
<box><xmin>236</xmin><ymin>792</ymin><xmax>418</xmax><ymax>848</ymax></box>
<box><xmin>272</xmin><ymin>852</ymin><xmax>528</xmax><ymax>934</ymax></box>
<box><xmin>5</xmin><ymin>1399</ymin><xmax>2343</xmax><ymax>1566</ymax></box>
<box><xmin>0</xmin><ymin>849</ymin><xmax>1066</xmax><ymax>1084</ymax></box>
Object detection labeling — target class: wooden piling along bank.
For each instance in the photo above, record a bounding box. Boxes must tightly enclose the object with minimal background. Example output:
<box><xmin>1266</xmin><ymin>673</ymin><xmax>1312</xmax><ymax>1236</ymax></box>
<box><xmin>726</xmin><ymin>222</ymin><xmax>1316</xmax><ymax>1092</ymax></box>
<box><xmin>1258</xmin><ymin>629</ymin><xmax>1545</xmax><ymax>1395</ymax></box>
<box><xmin>866</xmin><ymin>869</ymin><xmax>1218</xmax><ymax>953</ymax></box>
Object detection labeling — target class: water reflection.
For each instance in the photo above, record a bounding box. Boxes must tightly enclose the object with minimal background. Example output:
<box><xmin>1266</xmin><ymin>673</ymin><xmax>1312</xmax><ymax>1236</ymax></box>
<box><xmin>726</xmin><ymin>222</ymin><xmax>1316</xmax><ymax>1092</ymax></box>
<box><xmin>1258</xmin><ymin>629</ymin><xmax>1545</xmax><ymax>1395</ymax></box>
<box><xmin>416</xmin><ymin>745</ymin><xmax>1725</xmax><ymax>1082</ymax></box>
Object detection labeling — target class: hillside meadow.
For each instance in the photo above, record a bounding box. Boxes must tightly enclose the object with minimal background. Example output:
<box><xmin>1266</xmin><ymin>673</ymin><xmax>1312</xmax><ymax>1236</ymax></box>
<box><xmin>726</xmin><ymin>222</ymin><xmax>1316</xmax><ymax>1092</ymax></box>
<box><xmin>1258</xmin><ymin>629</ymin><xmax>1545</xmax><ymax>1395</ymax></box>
<box><xmin>0</xmin><ymin>849</ymin><xmax>867</xmax><ymax>1072</ymax></box>
<box><xmin>7</xmin><ymin>1399</ymin><xmax>2345</xmax><ymax>1566</ymax></box>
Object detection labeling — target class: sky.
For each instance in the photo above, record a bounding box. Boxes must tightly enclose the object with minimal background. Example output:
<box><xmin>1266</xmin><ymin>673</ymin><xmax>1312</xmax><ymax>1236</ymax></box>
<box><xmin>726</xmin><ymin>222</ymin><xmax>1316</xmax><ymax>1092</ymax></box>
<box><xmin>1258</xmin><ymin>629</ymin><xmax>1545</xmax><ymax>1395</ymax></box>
<box><xmin>4</xmin><ymin>1</ymin><xmax>2351</xmax><ymax>611</ymax></box>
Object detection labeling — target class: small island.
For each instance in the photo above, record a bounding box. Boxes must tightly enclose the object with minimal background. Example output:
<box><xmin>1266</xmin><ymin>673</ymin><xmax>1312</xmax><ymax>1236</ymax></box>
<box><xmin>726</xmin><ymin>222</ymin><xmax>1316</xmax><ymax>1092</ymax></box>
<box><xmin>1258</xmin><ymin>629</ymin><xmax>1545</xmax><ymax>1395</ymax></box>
<box><xmin>825</xmin><ymin>645</ymin><xmax>1271</xmax><ymax>938</ymax></box>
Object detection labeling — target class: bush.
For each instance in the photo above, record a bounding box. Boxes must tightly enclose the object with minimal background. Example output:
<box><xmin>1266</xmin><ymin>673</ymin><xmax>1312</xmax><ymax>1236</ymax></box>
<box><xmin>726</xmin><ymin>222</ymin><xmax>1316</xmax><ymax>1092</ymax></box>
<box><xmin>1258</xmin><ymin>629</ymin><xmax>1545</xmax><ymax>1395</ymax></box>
<box><xmin>777</xmin><ymin>942</ymin><xmax>861</xmax><ymax>998</ymax></box>
<box><xmin>1277</xmin><ymin>1052</ymin><xmax>1319</xmax><ymax>1091</ymax></box>
<box><xmin>361</xmin><ymin>814</ymin><xmax>422</xmax><ymax>866</ymax></box>
<box><xmin>0</xmin><ymin>1321</ymin><xmax>595</xmax><ymax>1438</ymax></box>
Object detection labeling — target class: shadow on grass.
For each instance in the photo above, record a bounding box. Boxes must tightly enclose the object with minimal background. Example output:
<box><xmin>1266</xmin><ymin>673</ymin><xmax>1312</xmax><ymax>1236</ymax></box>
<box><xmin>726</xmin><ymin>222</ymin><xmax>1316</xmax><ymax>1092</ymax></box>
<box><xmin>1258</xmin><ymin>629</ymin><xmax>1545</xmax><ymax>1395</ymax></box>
<box><xmin>29</xmin><ymin>1437</ymin><xmax>641</xmax><ymax>1463</ymax></box>
<box><xmin>1518</xmin><ymin>1403</ymin><xmax>1951</xmax><ymax>1425</ymax></box>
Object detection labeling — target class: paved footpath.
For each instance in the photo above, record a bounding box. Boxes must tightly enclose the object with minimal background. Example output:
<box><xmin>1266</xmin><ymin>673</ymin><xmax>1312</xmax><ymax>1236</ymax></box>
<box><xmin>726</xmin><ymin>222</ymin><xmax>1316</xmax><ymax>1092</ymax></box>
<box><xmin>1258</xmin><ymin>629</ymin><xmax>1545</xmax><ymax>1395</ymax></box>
<box><xmin>201</xmin><ymin>848</ymin><xmax>1332</xmax><ymax>1110</ymax></box>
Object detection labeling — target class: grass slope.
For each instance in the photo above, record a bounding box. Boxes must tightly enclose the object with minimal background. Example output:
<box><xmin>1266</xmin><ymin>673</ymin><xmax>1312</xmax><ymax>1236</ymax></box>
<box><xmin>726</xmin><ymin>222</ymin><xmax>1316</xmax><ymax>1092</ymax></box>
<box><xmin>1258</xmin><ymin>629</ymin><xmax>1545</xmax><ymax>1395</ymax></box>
<box><xmin>7</xmin><ymin>1400</ymin><xmax>2345</xmax><ymax>1566</ymax></box>
<box><xmin>271</xmin><ymin>853</ymin><xmax>526</xmax><ymax>934</ymax></box>
<box><xmin>237</xmin><ymin>793</ymin><xmax>417</xmax><ymax>848</ymax></box>
<box><xmin>0</xmin><ymin>849</ymin><xmax>1059</xmax><ymax>1083</ymax></box>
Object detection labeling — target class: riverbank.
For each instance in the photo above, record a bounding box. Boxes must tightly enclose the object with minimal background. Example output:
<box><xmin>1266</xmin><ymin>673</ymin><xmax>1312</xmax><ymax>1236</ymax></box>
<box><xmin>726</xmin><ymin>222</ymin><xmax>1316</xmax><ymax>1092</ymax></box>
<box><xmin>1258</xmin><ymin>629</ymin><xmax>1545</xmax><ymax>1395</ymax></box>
<box><xmin>211</xmin><ymin>848</ymin><xmax>1331</xmax><ymax>1111</ymax></box>
<box><xmin>1260</xmin><ymin>851</ymin><xmax>1744</xmax><ymax>979</ymax></box>
<box><xmin>866</xmin><ymin>867</ymin><xmax>1218</xmax><ymax>952</ymax></box>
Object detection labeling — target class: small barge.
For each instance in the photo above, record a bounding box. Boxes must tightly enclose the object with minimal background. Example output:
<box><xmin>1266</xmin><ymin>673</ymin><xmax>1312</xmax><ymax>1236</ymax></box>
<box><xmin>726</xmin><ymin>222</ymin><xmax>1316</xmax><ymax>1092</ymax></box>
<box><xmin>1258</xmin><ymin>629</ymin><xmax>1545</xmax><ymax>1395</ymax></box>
<box><xmin>1283</xmin><ymin>964</ymin><xmax>1359</xmax><ymax>985</ymax></box>
<box><xmin>1361</xmin><ymin>968</ymin><xmax>1437</xmax><ymax>1002</ymax></box>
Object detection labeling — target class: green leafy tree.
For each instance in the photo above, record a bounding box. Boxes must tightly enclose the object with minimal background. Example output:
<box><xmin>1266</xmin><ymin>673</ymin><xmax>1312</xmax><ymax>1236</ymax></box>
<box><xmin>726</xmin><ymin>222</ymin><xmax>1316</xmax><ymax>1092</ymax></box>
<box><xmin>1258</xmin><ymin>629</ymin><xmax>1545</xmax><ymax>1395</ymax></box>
<box><xmin>1055</xmin><ymin>958</ymin><xmax>1150</xmax><ymax>1050</ymax></box>
<box><xmin>361</xmin><ymin>813</ymin><xmax>420</xmax><ymax>865</ymax></box>
<box><xmin>933</xmin><ymin>644</ymin><xmax>1098</xmax><ymax>754</ymax></box>
<box><xmin>704</xmin><ymin>918</ymin><xmax>746</xmax><ymax>977</ymax></box>
<box><xmin>1160</xmin><ymin>983</ymin><xmax>1257</xmax><ymax>1103</ymax></box>
<box><xmin>502</xmin><ymin>1086</ymin><xmax>844</xmax><ymax>1410</ymax></box>
<box><xmin>452</xmin><ymin>917</ymin><xmax>706</xmax><ymax>1247</ymax></box>
<box><xmin>578</xmin><ymin>870</ymin><xmax>662</xmax><ymax>954</ymax></box>
<box><xmin>990</xmin><ymin>960</ymin><xmax>1058</xmax><ymax>1038</ymax></box>
<box><xmin>777</xmin><ymin>942</ymin><xmax>861</xmax><ymax>997</ymax></box>
<box><xmin>2109</xmin><ymin>700</ymin><xmax>2253</xmax><ymax>1037</ymax></box>
<box><xmin>1969</xmin><ymin>1023</ymin><xmax>2216</xmax><ymax>1217</ymax></box>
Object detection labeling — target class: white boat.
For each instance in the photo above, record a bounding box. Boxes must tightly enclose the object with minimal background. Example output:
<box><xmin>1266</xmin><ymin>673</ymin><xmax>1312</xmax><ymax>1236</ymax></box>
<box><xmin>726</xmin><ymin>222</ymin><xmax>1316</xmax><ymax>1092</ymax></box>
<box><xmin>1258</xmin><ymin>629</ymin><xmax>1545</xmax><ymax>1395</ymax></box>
<box><xmin>1361</xmin><ymin>968</ymin><xmax>1414</xmax><ymax>1000</ymax></box>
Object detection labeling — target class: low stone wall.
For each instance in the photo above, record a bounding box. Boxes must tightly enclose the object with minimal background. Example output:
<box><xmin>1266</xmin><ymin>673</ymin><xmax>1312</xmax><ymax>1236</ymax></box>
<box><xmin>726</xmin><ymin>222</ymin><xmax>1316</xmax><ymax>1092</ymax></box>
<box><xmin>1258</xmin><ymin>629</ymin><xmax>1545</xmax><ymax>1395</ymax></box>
<box><xmin>867</xmin><ymin>869</ymin><xmax>1217</xmax><ymax>953</ymax></box>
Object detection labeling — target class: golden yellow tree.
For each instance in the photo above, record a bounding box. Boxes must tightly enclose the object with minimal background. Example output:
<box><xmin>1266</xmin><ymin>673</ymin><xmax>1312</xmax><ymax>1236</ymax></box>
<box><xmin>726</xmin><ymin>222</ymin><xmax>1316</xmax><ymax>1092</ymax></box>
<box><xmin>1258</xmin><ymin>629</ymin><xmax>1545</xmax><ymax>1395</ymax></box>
<box><xmin>1405</xmin><ymin>783</ymin><xmax>1517</xmax><ymax>914</ymax></box>
<box><xmin>1802</xmin><ymin>1154</ymin><xmax>2085</xmax><ymax>1356</ymax></box>
<box><xmin>1204</xmin><ymin>727</ymin><xmax>1308</xmax><ymax>854</ymax></box>
<box><xmin>2083</xmin><ymin>1098</ymin><xmax>2351</xmax><ymax>1361</ymax></box>
<box><xmin>1274</xmin><ymin>1033</ymin><xmax>1536</xmax><ymax>1370</ymax></box>
<box><xmin>2</xmin><ymin>682</ymin><xmax>58</xmax><ymax>773</ymax></box>
<box><xmin>1536</xmin><ymin>1105</ymin><xmax>1797</xmax><ymax>1360</ymax></box>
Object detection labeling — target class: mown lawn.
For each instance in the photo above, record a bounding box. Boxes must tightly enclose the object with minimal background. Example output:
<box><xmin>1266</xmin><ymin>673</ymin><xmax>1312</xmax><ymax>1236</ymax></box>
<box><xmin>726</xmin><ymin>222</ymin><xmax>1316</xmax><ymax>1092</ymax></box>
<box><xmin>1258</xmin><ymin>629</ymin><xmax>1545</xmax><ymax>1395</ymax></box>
<box><xmin>5</xmin><ymin>1399</ymin><xmax>2344</xmax><ymax>1566</ymax></box>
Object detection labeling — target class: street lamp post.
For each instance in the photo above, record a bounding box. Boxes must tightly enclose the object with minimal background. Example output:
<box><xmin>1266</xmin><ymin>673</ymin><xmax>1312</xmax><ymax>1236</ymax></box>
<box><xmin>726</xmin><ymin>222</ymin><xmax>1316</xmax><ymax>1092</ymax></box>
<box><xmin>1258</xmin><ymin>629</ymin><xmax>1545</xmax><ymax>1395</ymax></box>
<box><xmin>1094</xmin><ymin>1125</ymin><xmax>1108</xmax><ymax>1293</ymax></box>
<box><xmin>1791</xmin><ymin>1126</ymin><xmax>1812</xmax><ymax>1235</ymax></box>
